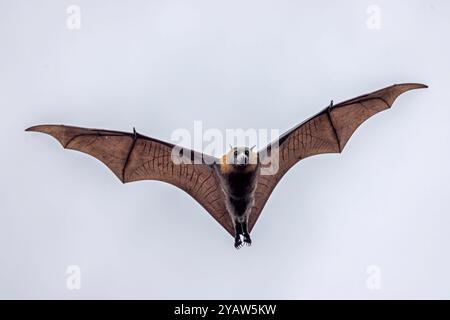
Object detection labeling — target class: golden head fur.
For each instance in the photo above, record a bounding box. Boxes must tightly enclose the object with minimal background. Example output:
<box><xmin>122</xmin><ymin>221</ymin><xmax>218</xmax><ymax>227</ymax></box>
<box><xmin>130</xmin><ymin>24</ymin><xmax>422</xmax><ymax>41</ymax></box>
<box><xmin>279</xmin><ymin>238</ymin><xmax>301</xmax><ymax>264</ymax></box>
<box><xmin>220</xmin><ymin>146</ymin><xmax>258</xmax><ymax>174</ymax></box>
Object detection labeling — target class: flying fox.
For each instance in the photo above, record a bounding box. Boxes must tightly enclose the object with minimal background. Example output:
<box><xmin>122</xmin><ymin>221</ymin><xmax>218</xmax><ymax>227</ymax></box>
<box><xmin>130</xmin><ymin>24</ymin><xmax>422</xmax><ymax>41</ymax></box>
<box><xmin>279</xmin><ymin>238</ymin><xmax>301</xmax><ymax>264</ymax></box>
<box><xmin>26</xmin><ymin>83</ymin><xmax>427</xmax><ymax>249</ymax></box>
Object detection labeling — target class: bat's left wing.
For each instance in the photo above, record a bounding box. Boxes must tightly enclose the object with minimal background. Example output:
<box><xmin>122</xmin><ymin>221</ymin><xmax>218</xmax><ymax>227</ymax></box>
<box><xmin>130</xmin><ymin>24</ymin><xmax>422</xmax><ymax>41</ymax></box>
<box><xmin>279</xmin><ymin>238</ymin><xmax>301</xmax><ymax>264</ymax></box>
<box><xmin>26</xmin><ymin>125</ymin><xmax>234</xmax><ymax>235</ymax></box>
<box><xmin>249</xmin><ymin>83</ymin><xmax>427</xmax><ymax>232</ymax></box>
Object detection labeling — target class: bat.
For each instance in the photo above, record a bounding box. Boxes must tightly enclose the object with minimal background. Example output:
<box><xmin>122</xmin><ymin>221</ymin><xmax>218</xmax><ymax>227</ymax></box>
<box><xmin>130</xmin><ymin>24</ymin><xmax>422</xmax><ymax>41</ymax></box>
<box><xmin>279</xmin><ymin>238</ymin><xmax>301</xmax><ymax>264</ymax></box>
<box><xmin>26</xmin><ymin>83</ymin><xmax>427</xmax><ymax>249</ymax></box>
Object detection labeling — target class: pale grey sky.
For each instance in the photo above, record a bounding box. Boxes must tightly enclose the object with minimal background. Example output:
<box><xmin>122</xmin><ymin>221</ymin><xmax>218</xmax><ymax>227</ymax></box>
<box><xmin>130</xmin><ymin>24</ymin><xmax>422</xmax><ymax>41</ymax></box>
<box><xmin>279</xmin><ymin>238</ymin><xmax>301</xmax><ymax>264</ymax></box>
<box><xmin>0</xmin><ymin>0</ymin><xmax>449</xmax><ymax>299</ymax></box>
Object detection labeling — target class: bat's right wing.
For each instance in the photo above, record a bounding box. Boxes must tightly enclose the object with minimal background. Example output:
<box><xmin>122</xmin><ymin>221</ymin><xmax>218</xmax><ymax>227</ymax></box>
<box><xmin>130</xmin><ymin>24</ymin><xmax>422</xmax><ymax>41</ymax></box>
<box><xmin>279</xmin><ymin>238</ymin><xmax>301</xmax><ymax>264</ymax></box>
<box><xmin>249</xmin><ymin>83</ymin><xmax>427</xmax><ymax>232</ymax></box>
<box><xmin>26</xmin><ymin>125</ymin><xmax>234</xmax><ymax>235</ymax></box>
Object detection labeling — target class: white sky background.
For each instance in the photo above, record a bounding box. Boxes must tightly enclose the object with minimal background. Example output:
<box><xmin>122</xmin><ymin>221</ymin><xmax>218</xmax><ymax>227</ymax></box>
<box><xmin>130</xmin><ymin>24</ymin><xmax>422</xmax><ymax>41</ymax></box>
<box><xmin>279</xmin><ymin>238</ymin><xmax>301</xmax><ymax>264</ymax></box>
<box><xmin>0</xmin><ymin>0</ymin><xmax>449</xmax><ymax>299</ymax></box>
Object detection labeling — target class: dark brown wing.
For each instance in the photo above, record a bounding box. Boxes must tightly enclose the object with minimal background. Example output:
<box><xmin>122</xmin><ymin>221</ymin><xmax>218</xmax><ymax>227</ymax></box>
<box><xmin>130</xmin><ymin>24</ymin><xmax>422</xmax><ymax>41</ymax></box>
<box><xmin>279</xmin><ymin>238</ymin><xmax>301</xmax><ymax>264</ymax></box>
<box><xmin>26</xmin><ymin>125</ymin><xmax>234</xmax><ymax>235</ymax></box>
<box><xmin>249</xmin><ymin>83</ymin><xmax>427</xmax><ymax>232</ymax></box>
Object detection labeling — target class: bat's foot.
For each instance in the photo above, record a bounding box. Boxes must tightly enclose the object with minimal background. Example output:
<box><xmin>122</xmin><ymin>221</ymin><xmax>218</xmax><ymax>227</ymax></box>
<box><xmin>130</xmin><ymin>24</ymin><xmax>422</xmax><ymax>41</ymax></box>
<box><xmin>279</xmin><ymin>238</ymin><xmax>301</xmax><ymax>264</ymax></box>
<box><xmin>243</xmin><ymin>234</ymin><xmax>252</xmax><ymax>247</ymax></box>
<box><xmin>234</xmin><ymin>236</ymin><xmax>243</xmax><ymax>249</ymax></box>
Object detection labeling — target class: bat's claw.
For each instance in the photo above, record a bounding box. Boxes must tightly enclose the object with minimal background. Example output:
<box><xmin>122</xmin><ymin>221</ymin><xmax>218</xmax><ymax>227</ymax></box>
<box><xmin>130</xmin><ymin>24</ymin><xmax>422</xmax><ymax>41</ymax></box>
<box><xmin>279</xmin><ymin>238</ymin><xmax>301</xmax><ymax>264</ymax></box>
<box><xmin>234</xmin><ymin>238</ymin><xmax>243</xmax><ymax>249</ymax></box>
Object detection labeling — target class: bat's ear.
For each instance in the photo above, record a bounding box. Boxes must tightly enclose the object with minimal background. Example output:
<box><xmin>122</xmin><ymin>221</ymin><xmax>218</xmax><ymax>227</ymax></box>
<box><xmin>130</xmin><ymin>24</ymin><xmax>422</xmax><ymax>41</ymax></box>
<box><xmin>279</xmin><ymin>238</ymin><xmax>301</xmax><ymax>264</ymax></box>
<box><xmin>229</xmin><ymin>144</ymin><xmax>233</xmax><ymax>151</ymax></box>
<box><xmin>250</xmin><ymin>145</ymin><xmax>256</xmax><ymax>151</ymax></box>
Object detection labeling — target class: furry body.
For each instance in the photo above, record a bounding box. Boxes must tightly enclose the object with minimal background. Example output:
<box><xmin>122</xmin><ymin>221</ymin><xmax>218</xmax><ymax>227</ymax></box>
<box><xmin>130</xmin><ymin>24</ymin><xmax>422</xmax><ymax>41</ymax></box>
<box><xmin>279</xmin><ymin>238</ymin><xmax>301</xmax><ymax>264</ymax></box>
<box><xmin>215</xmin><ymin>147</ymin><xmax>259</xmax><ymax>248</ymax></box>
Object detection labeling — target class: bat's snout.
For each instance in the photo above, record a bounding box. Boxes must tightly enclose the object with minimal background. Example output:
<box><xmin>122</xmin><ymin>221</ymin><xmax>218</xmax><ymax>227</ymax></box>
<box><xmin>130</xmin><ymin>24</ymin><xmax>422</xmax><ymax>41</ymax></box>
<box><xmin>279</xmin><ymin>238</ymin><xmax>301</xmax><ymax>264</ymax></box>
<box><xmin>236</xmin><ymin>154</ymin><xmax>249</xmax><ymax>166</ymax></box>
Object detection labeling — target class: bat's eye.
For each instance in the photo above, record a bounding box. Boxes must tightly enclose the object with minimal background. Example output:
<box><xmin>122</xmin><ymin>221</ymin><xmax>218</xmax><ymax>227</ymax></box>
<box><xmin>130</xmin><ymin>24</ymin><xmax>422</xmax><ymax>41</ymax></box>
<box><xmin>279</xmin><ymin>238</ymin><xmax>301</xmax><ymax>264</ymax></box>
<box><xmin>234</xmin><ymin>151</ymin><xmax>238</xmax><ymax>157</ymax></box>
<box><xmin>244</xmin><ymin>150</ymin><xmax>249</xmax><ymax>156</ymax></box>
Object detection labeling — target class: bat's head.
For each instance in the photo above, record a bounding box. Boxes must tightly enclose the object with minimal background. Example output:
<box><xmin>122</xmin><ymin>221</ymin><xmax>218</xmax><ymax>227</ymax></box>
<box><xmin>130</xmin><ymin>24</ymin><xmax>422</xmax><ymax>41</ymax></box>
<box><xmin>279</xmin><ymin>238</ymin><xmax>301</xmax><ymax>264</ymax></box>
<box><xmin>221</xmin><ymin>146</ymin><xmax>258</xmax><ymax>168</ymax></box>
